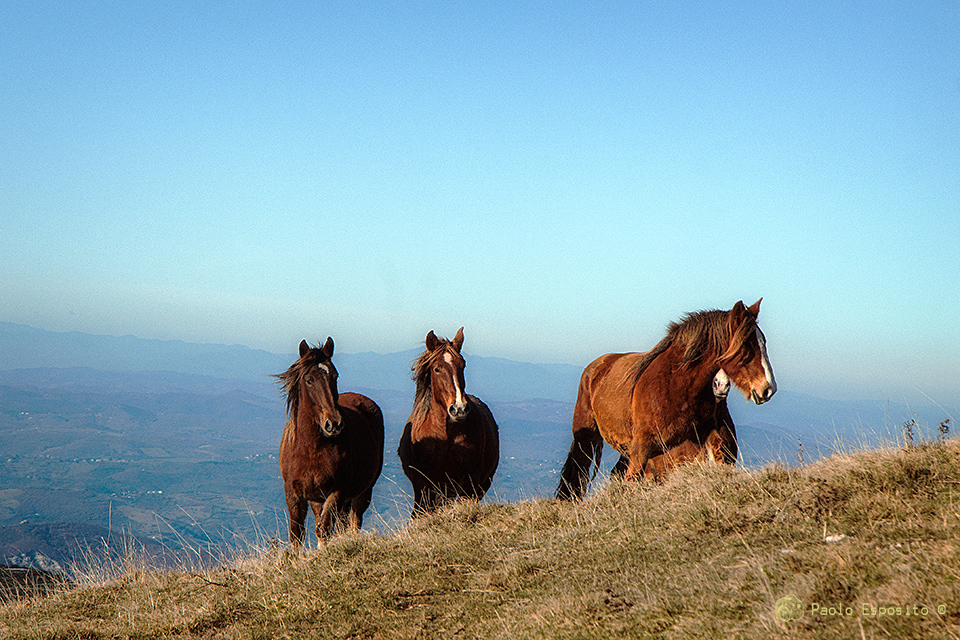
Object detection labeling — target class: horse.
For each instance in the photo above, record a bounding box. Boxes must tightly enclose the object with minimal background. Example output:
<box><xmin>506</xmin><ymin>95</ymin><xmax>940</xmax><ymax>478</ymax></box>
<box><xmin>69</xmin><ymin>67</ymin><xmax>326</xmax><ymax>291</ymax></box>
<box><xmin>626</xmin><ymin>369</ymin><xmax>738</xmax><ymax>478</ymax></box>
<box><xmin>557</xmin><ymin>300</ymin><xmax>776</xmax><ymax>500</ymax></box>
<box><xmin>398</xmin><ymin>327</ymin><xmax>499</xmax><ymax>516</ymax></box>
<box><xmin>277</xmin><ymin>338</ymin><xmax>384</xmax><ymax>548</ymax></box>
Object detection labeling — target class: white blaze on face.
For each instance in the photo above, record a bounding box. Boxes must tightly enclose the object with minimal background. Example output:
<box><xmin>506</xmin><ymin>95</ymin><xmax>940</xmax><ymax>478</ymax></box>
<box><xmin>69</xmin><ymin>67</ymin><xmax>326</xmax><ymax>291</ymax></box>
<box><xmin>757</xmin><ymin>327</ymin><xmax>777</xmax><ymax>395</ymax></box>
<box><xmin>317</xmin><ymin>363</ymin><xmax>329</xmax><ymax>374</ymax></box>
<box><xmin>444</xmin><ymin>352</ymin><xmax>467</xmax><ymax>411</ymax></box>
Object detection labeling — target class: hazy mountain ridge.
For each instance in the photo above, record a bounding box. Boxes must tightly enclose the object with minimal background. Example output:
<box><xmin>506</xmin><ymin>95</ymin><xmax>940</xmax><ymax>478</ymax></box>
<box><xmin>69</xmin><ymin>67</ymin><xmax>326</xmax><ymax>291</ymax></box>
<box><xmin>1</xmin><ymin>322</ymin><xmax>955</xmax><ymax>572</ymax></box>
<box><xmin>0</xmin><ymin>323</ymin><xmax>292</xmax><ymax>384</ymax></box>
<box><xmin>0</xmin><ymin>322</ymin><xmax>584</xmax><ymax>404</ymax></box>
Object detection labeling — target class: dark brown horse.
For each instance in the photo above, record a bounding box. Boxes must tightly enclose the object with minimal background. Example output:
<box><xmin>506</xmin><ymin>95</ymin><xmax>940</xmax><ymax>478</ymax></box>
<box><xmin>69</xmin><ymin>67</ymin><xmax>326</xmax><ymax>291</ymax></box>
<box><xmin>278</xmin><ymin>338</ymin><xmax>384</xmax><ymax>548</ymax></box>
<box><xmin>398</xmin><ymin>327</ymin><xmax>499</xmax><ymax>515</ymax></box>
<box><xmin>557</xmin><ymin>300</ymin><xmax>776</xmax><ymax>500</ymax></box>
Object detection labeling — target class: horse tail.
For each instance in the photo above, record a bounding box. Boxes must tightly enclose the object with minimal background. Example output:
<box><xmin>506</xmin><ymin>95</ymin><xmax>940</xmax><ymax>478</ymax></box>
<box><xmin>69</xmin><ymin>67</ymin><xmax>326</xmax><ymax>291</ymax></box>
<box><xmin>590</xmin><ymin>443</ymin><xmax>603</xmax><ymax>482</ymax></box>
<box><xmin>556</xmin><ymin>429</ymin><xmax>603</xmax><ymax>501</ymax></box>
<box><xmin>557</xmin><ymin>364</ymin><xmax>605</xmax><ymax>501</ymax></box>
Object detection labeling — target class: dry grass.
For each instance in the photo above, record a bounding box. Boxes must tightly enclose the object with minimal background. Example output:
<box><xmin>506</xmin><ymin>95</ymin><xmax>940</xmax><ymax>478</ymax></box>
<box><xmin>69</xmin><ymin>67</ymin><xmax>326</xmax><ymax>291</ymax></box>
<box><xmin>2</xmin><ymin>440</ymin><xmax>959</xmax><ymax>639</ymax></box>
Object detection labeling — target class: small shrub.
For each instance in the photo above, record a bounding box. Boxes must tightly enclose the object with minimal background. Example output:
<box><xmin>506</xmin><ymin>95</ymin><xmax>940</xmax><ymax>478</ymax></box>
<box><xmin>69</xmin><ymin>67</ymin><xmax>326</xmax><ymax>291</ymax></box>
<box><xmin>938</xmin><ymin>418</ymin><xmax>951</xmax><ymax>443</ymax></box>
<box><xmin>903</xmin><ymin>418</ymin><xmax>917</xmax><ymax>446</ymax></box>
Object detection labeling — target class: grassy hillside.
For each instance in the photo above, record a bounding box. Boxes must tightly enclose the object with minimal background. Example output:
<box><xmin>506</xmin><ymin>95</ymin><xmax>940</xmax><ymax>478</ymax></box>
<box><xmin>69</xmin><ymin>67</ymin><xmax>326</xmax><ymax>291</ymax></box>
<box><xmin>2</xmin><ymin>440</ymin><xmax>959</xmax><ymax>639</ymax></box>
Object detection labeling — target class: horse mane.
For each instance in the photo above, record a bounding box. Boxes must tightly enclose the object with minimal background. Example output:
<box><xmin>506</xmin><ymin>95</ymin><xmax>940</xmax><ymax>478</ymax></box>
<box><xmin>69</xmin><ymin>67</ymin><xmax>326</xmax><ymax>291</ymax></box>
<box><xmin>621</xmin><ymin>334</ymin><xmax>674</xmax><ymax>389</ymax></box>
<box><xmin>624</xmin><ymin>308</ymin><xmax>757</xmax><ymax>386</ymax></box>
<box><xmin>276</xmin><ymin>346</ymin><xmax>325</xmax><ymax>419</ymax></box>
<box><xmin>670</xmin><ymin>309</ymin><xmax>756</xmax><ymax>365</ymax></box>
<box><xmin>409</xmin><ymin>336</ymin><xmax>459</xmax><ymax>427</ymax></box>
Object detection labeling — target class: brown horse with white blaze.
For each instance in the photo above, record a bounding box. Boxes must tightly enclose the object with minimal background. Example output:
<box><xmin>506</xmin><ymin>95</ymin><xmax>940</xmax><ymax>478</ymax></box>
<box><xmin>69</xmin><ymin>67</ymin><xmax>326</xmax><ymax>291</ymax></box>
<box><xmin>278</xmin><ymin>338</ymin><xmax>384</xmax><ymax>548</ymax></box>
<box><xmin>557</xmin><ymin>300</ymin><xmax>776</xmax><ymax>500</ymax></box>
<box><xmin>398</xmin><ymin>327</ymin><xmax>499</xmax><ymax>516</ymax></box>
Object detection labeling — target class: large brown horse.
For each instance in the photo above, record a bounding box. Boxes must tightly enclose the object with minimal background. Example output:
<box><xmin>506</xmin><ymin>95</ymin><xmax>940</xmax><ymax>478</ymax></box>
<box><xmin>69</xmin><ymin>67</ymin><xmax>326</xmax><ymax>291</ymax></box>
<box><xmin>557</xmin><ymin>300</ymin><xmax>776</xmax><ymax>500</ymax></box>
<box><xmin>398</xmin><ymin>327</ymin><xmax>499</xmax><ymax>515</ymax></box>
<box><xmin>278</xmin><ymin>338</ymin><xmax>384</xmax><ymax>548</ymax></box>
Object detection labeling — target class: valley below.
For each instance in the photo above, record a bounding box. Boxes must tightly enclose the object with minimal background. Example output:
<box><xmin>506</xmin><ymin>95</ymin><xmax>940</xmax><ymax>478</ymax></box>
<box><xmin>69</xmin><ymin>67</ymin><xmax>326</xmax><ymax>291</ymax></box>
<box><xmin>0</xmin><ymin>322</ymin><xmax>954</xmax><ymax>575</ymax></box>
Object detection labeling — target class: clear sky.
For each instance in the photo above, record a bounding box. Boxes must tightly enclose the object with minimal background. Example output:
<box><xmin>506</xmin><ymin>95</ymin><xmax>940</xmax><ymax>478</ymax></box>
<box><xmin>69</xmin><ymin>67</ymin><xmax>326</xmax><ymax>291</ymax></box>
<box><xmin>1</xmin><ymin>2</ymin><xmax>958</xmax><ymax>406</ymax></box>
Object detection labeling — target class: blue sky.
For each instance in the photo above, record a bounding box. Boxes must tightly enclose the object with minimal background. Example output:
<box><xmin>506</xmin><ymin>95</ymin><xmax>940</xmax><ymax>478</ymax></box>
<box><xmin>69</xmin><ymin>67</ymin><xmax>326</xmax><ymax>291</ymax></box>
<box><xmin>1</xmin><ymin>2</ymin><xmax>958</xmax><ymax>406</ymax></box>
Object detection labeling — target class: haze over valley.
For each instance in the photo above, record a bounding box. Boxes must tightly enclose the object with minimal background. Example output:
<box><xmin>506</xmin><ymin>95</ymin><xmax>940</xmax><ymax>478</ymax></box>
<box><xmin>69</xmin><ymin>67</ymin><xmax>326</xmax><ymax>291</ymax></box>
<box><xmin>1</xmin><ymin>321</ymin><xmax>954</xmax><ymax>572</ymax></box>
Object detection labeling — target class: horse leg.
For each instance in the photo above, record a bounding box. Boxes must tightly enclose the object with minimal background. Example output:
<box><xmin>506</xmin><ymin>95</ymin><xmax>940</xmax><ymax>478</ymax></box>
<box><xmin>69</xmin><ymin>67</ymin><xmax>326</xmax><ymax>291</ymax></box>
<box><xmin>624</xmin><ymin>435</ymin><xmax>655</xmax><ymax>483</ymax></box>
<box><xmin>312</xmin><ymin>492</ymin><xmax>340</xmax><ymax>543</ymax></box>
<box><xmin>309</xmin><ymin>501</ymin><xmax>326</xmax><ymax>542</ymax></box>
<box><xmin>411</xmin><ymin>482</ymin><xmax>432</xmax><ymax>518</ymax></box>
<box><xmin>423</xmin><ymin>486</ymin><xmax>443</xmax><ymax>513</ymax></box>
<box><xmin>610</xmin><ymin>454</ymin><xmax>629</xmax><ymax>480</ymax></box>
<box><xmin>285</xmin><ymin>491</ymin><xmax>308</xmax><ymax>550</ymax></box>
<box><xmin>476</xmin><ymin>475</ymin><xmax>493</xmax><ymax>500</ymax></box>
<box><xmin>415</xmin><ymin>473</ymin><xmax>454</xmax><ymax>514</ymax></box>
<box><xmin>347</xmin><ymin>487</ymin><xmax>373</xmax><ymax>531</ymax></box>
<box><xmin>713</xmin><ymin>401</ymin><xmax>738</xmax><ymax>464</ymax></box>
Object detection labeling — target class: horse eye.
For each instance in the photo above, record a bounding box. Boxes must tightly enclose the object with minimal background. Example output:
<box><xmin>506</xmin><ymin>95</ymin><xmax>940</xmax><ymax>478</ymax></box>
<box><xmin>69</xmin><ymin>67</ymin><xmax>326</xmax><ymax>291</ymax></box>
<box><xmin>434</xmin><ymin>366</ymin><xmax>441</xmax><ymax>373</ymax></box>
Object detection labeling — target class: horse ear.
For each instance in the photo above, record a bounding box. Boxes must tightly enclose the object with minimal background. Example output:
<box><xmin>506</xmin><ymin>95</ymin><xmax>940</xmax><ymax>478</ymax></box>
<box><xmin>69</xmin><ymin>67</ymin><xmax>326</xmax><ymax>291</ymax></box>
<box><xmin>299</xmin><ymin>340</ymin><xmax>310</xmax><ymax>358</ymax></box>
<box><xmin>425</xmin><ymin>330</ymin><xmax>438</xmax><ymax>352</ymax></box>
<box><xmin>322</xmin><ymin>336</ymin><xmax>334</xmax><ymax>358</ymax></box>
<box><xmin>747</xmin><ymin>298</ymin><xmax>762</xmax><ymax>316</ymax></box>
<box><xmin>453</xmin><ymin>326</ymin><xmax>465</xmax><ymax>352</ymax></box>
<box><xmin>727</xmin><ymin>301</ymin><xmax>748</xmax><ymax>331</ymax></box>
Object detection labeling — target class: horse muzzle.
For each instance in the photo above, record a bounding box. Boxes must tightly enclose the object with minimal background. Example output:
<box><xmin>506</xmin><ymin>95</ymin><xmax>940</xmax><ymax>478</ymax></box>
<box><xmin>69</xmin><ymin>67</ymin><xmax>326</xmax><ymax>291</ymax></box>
<box><xmin>751</xmin><ymin>385</ymin><xmax>776</xmax><ymax>405</ymax></box>
<box><xmin>320</xmin><ymin>418</ymin><xmax>343</xmax><ymax>437</ymax></box>
<box><xmin>447</xmin><ymin>402</ymin><xmax>470</xmax><ymax>422</ymax></box>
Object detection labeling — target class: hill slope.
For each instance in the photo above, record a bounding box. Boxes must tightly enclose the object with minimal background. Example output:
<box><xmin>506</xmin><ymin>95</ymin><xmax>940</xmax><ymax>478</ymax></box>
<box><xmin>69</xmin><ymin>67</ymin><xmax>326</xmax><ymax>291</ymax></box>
<box><xmin>2</xmin><ymin>440</ymin><xmax>958</xmax><ymax>639</ymax></box>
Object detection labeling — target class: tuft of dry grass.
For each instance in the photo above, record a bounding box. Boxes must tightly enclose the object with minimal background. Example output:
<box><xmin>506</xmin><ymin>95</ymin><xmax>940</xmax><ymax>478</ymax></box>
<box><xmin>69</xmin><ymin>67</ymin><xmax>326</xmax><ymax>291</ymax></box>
<box><xmin>1</xmin><ymin>440</ymin><xmax>959</xmax><ymax>639</ymax></box>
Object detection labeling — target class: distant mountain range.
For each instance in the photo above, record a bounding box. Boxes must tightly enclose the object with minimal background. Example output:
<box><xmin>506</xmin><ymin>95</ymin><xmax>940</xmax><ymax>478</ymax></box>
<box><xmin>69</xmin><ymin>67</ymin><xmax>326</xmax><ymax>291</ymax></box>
<box><xmin>0</xmin><ymin>321</ymin><xmax>955</xmax><ymax>572</ymax></box>
<box><xmin>0</xmin><ymin>322</ymin><xmax>582</xmax><ymax>403</ymax></box>
<box><xmin>3</xmin><ymin>320</ymin><xmax>953</xmax><ymax>445</ymax></box>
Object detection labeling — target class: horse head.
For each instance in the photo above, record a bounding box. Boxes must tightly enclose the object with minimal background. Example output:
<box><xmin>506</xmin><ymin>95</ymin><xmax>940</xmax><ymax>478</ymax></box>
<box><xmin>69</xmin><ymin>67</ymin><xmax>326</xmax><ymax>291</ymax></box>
<box><xmin>298</xmin><ymin>337</ymin><xmax>343</xmax><ymax>436</ymax></box>
<box><xmin>425</xmin><ymin>327</ymin><xmax>470</xmax><ymax>422</ymax></box>
<box><xmin>712</xmin><ymin>369</ymin><xmax>731</xmax><ymax>400</ymax></box>
<box><xmin>719</xmin><ymin>299</ymin><xmax>777</xmax><ymax>405</ymax></box>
